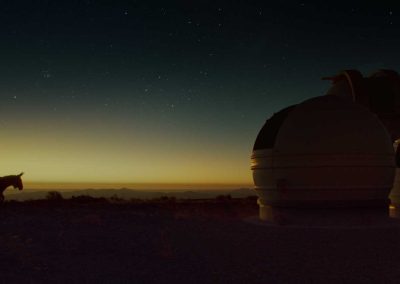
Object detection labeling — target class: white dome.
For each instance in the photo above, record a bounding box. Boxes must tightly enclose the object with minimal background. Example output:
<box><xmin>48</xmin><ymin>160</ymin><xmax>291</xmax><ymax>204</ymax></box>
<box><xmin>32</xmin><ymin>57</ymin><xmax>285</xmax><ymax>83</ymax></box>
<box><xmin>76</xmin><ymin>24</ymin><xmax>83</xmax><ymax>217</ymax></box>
<box><xmin>275</xmin><ymin>96</ymin><xmax>393</xmax><ymax>154</ymax></box>
<box><xmin>251</xmin><ymin>95</ymin><xmax>396</xmax><ymax>215</ymax></box>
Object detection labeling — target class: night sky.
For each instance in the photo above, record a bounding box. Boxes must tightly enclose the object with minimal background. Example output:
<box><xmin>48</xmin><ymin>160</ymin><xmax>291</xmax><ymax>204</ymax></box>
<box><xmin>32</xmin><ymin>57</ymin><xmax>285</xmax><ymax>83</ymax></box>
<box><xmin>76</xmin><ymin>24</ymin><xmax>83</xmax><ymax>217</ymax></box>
<box><xmin>1</xmin><ymin>1</ymin><xmax>399</xmax><ymax>188</ymax></box>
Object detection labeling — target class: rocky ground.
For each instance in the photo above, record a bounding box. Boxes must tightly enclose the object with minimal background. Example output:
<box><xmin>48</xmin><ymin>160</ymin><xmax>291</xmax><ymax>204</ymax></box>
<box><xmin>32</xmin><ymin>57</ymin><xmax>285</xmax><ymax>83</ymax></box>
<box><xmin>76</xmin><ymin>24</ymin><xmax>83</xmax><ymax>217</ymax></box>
<box><xmin>1</xmin><ymin>199</ymin><xmax>400</xmax><ymax>283</ymax></box>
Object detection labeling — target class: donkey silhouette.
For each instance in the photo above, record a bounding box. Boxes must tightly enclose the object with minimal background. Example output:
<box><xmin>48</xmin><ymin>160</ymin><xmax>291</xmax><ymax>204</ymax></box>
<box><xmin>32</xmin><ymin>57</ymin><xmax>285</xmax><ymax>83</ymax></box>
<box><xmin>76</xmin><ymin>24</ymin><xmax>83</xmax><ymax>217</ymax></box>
<box><xmin>0</xmin><ymin>172</ymin><xmax>24</xmax><ymax>202</ymax></box>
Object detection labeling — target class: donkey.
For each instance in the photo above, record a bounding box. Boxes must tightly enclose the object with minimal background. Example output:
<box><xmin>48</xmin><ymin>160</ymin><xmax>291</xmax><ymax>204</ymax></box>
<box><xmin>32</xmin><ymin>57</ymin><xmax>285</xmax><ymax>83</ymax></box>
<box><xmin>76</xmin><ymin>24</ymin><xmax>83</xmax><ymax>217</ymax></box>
<box><xmin>0</xmin><ymin>172</ymin><xmax>24</xmax><ymax>203</ymax></box>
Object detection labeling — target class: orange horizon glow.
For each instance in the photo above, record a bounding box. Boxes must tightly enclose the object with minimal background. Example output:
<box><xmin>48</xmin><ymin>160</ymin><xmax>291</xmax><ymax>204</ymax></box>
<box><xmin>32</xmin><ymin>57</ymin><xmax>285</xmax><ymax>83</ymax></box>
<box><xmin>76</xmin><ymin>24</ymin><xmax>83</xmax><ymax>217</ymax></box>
<box><xmin>19</xmin><ymin>181</ymin><xmax>253</xmax><ymax>191</ymax></box>
<box><xmin>1</xmin><ymin>118</ymin><xmax>255</xmax><ymax>188</ymax></box>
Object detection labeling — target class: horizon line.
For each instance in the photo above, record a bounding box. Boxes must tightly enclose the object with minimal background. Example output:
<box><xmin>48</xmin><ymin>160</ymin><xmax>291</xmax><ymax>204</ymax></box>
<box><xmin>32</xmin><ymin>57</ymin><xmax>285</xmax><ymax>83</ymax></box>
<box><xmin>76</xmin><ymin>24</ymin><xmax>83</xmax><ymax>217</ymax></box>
<box><xmin>22</xmin><ymin>181</ymin><xmax>253</xmax><ymax>191</ymax></box>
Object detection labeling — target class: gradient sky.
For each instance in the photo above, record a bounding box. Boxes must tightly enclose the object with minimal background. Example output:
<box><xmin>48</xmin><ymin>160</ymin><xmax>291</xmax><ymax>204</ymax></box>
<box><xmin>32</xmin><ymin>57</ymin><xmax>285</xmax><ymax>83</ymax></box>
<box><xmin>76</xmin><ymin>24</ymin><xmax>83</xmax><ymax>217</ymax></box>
<box><xmin>1</xmin><ymin>1</ymin><xmax>399</xmax><ymax>188</ymax></box>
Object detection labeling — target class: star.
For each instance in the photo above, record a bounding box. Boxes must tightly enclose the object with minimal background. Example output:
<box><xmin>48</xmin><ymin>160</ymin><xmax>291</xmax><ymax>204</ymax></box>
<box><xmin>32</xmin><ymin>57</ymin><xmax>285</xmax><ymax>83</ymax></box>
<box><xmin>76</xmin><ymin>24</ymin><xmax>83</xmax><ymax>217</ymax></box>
<box><xmin>42</xmin><ymin>70</ymin><xmax>52</xmax><ymax>79</ymax></box>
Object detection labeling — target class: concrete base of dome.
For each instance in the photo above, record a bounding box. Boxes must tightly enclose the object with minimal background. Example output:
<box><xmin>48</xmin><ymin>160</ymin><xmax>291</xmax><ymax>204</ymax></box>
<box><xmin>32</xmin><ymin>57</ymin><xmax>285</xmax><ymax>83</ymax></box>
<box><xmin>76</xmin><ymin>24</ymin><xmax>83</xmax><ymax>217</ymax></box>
<box><xmin>258</xmin><ymin>201</ymin><xmax>390</xmax><ymax>226</ymax></box>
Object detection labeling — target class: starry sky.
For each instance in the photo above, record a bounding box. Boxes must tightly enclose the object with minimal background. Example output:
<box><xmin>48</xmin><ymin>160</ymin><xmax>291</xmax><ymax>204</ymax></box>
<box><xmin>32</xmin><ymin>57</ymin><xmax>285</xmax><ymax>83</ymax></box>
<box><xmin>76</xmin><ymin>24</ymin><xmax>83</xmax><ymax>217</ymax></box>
<box><xmin>1</xmin><ymin>1</ymin><xmax>399</xmax><ymax>189</ymax></box>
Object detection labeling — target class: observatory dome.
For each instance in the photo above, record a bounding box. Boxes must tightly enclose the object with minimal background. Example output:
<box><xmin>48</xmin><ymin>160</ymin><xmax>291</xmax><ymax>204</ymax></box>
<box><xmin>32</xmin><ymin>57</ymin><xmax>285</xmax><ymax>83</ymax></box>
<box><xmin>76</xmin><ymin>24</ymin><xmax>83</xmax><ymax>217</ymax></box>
<box><xmin>251</xmin><ymin>95</ymin><xmax>396</xmax><ymax>221</ymax></box>
<box><xmin>390</xmin><ymin>140</ymin><xmax>400</xmax><ymax>206</ymax></box>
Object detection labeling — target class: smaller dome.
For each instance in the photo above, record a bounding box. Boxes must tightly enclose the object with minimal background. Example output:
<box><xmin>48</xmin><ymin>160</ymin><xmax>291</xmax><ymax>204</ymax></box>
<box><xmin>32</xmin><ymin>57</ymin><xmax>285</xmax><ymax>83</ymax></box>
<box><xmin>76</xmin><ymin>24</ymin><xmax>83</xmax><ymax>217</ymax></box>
<box><xmin>389</xmin><ymin>140</ymin><xmax>400</xmax><ymax>206</ymax></box>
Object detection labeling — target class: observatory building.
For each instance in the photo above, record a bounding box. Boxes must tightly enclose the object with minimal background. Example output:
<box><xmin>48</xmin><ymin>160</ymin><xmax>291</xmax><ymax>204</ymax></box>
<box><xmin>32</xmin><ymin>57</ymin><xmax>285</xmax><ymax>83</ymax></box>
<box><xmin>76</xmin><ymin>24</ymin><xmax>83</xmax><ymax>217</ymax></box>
<box><xmin>323</xmin><ymin>70</ymin><xmax>400</xmax><ymax>210</ymax></box>
<box><xmin>393</xmin><ymin>139</ymin><xmax>400</xmax><ymax>207</ymax></box>
<box><xmin>251</xmin><ymin>70</ymin><xmax>400</xmax><ymax>224</ymax></box>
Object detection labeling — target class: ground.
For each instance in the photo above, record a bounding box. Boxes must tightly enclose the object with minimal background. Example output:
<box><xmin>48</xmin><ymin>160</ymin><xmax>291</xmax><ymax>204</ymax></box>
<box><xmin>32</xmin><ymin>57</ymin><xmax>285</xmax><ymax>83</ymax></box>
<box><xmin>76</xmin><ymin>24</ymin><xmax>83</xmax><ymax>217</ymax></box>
<box><xmin>1</xmin><ymin>198</ymin><xmax>400</xmax><ymax>283</ymax></box>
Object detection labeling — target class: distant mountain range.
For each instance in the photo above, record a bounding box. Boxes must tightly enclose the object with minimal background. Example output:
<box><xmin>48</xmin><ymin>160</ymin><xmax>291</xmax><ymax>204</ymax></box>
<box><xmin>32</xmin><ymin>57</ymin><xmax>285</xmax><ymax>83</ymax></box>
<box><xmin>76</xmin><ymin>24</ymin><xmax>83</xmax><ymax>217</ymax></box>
<box><xmin>4</xmin><ymin>188</ymin><xmax>256</xmax><ymax>201</ymax></box>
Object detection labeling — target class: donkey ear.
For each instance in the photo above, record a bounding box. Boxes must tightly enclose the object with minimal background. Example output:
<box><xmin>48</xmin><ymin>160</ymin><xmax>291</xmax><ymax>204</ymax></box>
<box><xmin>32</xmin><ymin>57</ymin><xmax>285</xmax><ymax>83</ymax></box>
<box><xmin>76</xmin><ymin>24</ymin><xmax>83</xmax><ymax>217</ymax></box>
<box><xmin>19</xmin><ymin>172</ymin><xmax>24</xmax><ymax>176</ymax></box>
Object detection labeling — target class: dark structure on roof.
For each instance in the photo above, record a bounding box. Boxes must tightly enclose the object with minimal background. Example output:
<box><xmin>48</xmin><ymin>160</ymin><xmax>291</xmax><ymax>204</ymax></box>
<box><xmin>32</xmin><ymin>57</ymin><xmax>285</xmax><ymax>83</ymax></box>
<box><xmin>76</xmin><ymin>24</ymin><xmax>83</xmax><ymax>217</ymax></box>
<box><xmin>323</xmin><ymin>69</ymin><xmax>400</xmax><ymax>141</ymax></box>
<box><xmin>254</xmin><ymin>69</ymin><xmax>400</xmax><ymax>152</ymax></box>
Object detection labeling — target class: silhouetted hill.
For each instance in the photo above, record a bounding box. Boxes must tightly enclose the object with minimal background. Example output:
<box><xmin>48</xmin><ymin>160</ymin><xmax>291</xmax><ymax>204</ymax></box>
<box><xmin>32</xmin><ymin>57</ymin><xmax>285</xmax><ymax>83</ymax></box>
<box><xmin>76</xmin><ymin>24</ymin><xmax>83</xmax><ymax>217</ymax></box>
<box><xmin>5</xmin><ymin>188</ymin><xmax>255</xmax><ymax>201</ymax></box>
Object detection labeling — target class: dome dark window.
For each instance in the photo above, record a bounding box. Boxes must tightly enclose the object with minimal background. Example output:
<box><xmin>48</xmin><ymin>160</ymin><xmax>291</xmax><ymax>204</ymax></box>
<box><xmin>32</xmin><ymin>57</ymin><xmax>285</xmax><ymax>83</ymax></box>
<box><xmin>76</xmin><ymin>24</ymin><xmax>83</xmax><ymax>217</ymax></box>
<box><xmin>253</xmin><ymin>105</ymin><xmax>296</xmax><ymax>150</ymax></box>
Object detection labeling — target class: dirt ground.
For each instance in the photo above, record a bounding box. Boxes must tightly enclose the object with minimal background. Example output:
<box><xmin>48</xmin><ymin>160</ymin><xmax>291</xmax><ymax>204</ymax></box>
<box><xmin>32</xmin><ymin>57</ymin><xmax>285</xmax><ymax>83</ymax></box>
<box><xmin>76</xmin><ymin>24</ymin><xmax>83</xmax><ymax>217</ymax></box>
<box><xmin>1</xmin><ymin>200</ymin><xmax>400</xmax><ymax>283</ymax></box>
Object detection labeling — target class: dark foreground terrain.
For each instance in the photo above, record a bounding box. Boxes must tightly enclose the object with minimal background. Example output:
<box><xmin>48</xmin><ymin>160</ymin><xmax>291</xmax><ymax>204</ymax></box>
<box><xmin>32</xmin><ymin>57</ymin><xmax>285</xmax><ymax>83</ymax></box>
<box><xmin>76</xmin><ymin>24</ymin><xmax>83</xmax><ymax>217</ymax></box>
<box><xmin>1</xmin><ymin>197</ymin><xmax>400</xmax><ymax>283</ymax></box>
